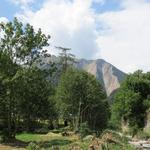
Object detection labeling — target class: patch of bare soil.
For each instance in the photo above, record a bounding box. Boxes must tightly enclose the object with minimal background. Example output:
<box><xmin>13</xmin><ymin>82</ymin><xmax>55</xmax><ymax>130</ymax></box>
<box><xmin>0</xmin><ymin>139</ymin><xmax>27</xmax><ymax>150</ymax></box>
<box><xmin>0</xmin><ymin>144</ymin><xmax>25</xmax><ymax>150</ymax></box>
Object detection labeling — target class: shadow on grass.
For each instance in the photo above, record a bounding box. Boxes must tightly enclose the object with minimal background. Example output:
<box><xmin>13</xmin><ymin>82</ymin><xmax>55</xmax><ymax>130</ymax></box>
<box><xmin>39</xmin><ymin>139</ymin><xmax>72</xmax><ymax>148</ymax></box>
<box><xmin>1</xmin><ymin>136</ymin><xmax>73</xmax><ymax>149</ymax></box>
<box><xmin>1</xmin><ymin>139</ymin><xmax>29</xmax><ymax>149</ymax></box>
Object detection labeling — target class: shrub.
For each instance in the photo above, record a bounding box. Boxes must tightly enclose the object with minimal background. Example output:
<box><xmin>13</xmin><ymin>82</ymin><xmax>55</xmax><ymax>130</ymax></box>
<box><xmin>34</xmin><ymin>127</ymin><xmax>49</xmax><ymax>134</ymax></box>
<box><xmin>136</xmin><ymin>130</ymin><xmax>150</xmax><ymax>140</ymax></box>
<box><xmin>79</xmin><ymin>122</ymin><xmax>91</xmax><ymax>139</ymax></box>
<box><xmin>0</xmin><ymin>128</ymin><xmax>16</xmax><ymax>142</ymax></box>
<box><xmin>26</xmin><ymin>142</ymin><xmax>40</xmax><ymax>150</ymax></box>
<box><xmin>34</xmin><ymin>124</ymin><xmax>49</xmax><ymax>134</ymax></box>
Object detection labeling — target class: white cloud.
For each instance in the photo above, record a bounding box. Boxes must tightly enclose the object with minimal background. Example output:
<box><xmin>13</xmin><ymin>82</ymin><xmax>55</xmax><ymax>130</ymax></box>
<box><xmin>16</xmin><ymin>0</ymin><xmax>150</xmax><ymax>73</ymax></box>
<box><xmin>0</xmin><ymin>17</ymin><xmax>8</xmax><ymax>23</ymax></box>
<box><xmin>96</xmin><ymin>0</ymin><xmax>150</xmax><ymax>73</ymax></box>
<box><xmin>17</xmin><ymin>0</ymin><xmax>101</xmax><ymax>58</ymax></box>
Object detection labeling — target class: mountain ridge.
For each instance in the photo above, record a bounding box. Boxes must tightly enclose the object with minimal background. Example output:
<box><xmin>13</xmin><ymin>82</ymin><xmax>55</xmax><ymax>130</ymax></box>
<box><xmin>75</xmin><ymin>58</ymin><xmax>126</xmax><ymax>96</ymax></box>
<box><xmin>40</xmin><ymin>55</ymin><xmax>126</xmax><ymax>96</ymax></box>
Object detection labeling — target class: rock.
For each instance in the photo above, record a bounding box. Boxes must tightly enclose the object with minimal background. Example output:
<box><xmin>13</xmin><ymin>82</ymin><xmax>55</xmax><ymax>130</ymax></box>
<box><xmin>76</xmin><ymin>59</ymin><xmax>126</xmax><ymax>96</ymax></box>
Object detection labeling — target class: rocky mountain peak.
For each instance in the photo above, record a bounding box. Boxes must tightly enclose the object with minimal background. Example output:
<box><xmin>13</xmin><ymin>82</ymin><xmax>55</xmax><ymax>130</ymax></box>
<box><xmin>40</xmin><ymin>56</ymin><xmax>126</xmax><ymax>96</ymax></box>
<box><xmin>76</xmin><ymin>58</ymin><xmax>126</xmax><ymax>96</ymax></box>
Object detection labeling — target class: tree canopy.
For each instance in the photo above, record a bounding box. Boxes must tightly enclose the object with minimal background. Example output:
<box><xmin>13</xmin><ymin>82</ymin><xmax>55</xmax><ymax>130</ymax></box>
<box><xmin>0</xmin><ymin>18</ymin><xmax>55</xmax><ymax>140</ymax></box>
<box><xmin>56</xmin><ymin>68</ymin><xmax>109</xmax><ymax>131</ymax></box>
<box><xmin>112</xmin><ymin>70</ymin><xmax>150</xmax><ymax>133</ymax></box>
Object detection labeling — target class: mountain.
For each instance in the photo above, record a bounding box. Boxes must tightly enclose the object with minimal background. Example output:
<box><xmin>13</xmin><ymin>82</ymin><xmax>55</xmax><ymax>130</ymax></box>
<box><xmin>75</xmin><ymin>59</ymin><xmax>126</xmax><ymax>96</ymax></box>
<box><xmin>40</xmin><ymin>56</ymin><xmax>126</xmax><ymax>96</ymax></box>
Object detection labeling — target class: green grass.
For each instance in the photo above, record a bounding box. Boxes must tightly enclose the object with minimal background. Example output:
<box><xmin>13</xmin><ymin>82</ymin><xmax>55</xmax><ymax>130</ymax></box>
<box><xmin>15</xmin><ymin>132</ymin><xmax>92</xmax><ymax>150</ymax></box>
<box><xmin>105</xmin><ymin>143</ymin><xmax>135</xmax><ymax>150</ymax></box>
<box><xmin>136</xmin><ymin>130</ymin><xmax>150</xmax><ymax>139</ymax></box>
<box><xmin>16</xmin><ymin>132</ymin><xmax>81</xmax><ymax>149</ymax></box>
<box><xmin>0</xmin><ymin>130</ymin><xmax>133</xmax><ymax>150</ymax></box>
<box><xmin>16</xmin><ymin>133</ymin><xmax>40</xmax><ymax>142</ymax></box>
<box><xmin>16</xmin><ymin>132</ymin><xmax>135</xmax><ymax>150</ymax></box>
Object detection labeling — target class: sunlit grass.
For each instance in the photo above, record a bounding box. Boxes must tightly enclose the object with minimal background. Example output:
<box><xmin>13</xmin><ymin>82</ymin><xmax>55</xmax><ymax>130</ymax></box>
<box><xmin>16</xmin><ymin>132</ymin><xmax>83</xmax><ymax>149</ymax></box>
<box><xmin>16</xmin><ymin>133</ymin><xmax>40</xmax><ymax>142</ymax></box>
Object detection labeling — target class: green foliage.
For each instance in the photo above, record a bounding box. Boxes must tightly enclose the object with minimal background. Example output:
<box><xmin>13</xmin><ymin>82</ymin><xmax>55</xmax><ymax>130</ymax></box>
<box><xmin>111</xmin><ymin>70</ymin><xmax>150</xmax><ymax>134</ymax></box>
<box><xmin>52</xmin><ymin>47</ymin><xmax>76</xmax><ymax>86</ymax></box>
<box><xmin>79</xmin><ymin>122</ymin><xmax>91</xmax><ymax>139</ymax></box>
<box><xmin>0</xmin><ymin>18</ymin><xmax>54</xmax><ymax>140</ymax></box>
<box><xmin>27</xmin><ymin>142</ymin><xmax>40</xmax><ymax>150</ymax></box>
<box><xmin>132</xmin><ymin>129</ymin><xmax>150</xmax><ymax>140</ymax></box>
<box><xmin>12</xmin><ymin>67</ymin><xmax>57</xmax><ymax>131</ymax></box>
<box><xmin>103</xmin><ymin>144</ymin><xmax>135</xmax><ymax>150</ymax></box>
<box><xmin>56</xmin><ymin>68</ymin><xmax>109</xmax><ymax>131</ymax></box>
<box><xmin>34</xmin><ymin>124</ymin><xmax>50</xmax><ymax>134</ymax></box>
<box><xmin>0</xmin><ymin>17</ymin><xmax>50</xmax><ymax>66</ymax></box>
<box><xmin>56</xmin><ymin>47</ymin><xmax>76</xmax><ymax>72</ymax></box>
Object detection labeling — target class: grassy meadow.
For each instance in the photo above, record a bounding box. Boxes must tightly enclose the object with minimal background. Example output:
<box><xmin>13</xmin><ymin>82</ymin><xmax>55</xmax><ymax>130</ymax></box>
<box><xmin>0</xmin><ymin>129</ymin><xmax>136</xmax><ymax>150</ymax></box>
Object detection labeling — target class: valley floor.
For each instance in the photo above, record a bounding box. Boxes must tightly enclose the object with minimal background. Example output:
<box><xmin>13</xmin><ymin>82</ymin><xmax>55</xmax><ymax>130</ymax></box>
<box><xmin>0</xmin><ymin>132</ymin><xmax>90</xmax><ymax>150</ymax></box>
<box><xmin>0</xmin><ymin>130</ymin><xmax>136</xmax><ymax>150</ymax></box>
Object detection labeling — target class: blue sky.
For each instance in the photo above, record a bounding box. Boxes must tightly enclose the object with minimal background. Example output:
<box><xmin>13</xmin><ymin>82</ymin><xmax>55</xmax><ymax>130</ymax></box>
<box><xmin>92</xmin><ymin>0</ymin><xmax>121</xmax><ymax>13</ymax></box>
<box><xmin>0</xmin><ymin>0</ymin><xmax>44</xmax><ymax>20</ymax></box>
<box><xmin>0</xmin><ymin>0</ymin><xmax>150</xmax><ymax>73</ymax></box>
<box><xmin>0</xmin><ymin>0</ymin><xmax>18</xmax><ymax>20</ymax></box>
<box><xmin>0</xmin><ymin>0</ymin><xmax>121</xmax><ymax>20</ymax></box>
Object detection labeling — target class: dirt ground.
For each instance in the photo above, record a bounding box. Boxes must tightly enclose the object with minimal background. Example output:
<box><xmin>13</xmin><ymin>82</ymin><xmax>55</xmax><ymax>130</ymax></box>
<box><xmin>0</xmin><ymin>144</ymin><xmax>25</xmax><ymax>150</ymax></box>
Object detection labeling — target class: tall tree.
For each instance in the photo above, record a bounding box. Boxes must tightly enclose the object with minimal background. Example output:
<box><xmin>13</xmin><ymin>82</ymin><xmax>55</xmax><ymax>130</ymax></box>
<box><xmin>112</xmin><ymin>70</ymin><xmax>150</xmax><ymax>134</ymax></box>
<box><xmin>0</xmin><ymin>18</ymin><xmax>51</xmax><ymax>140</ymax></box>
<box><xmin>12</xmin><ymin>67</ymin><xmax>57</xmax><ymax>131</ymax></box>
<box><xmin>56</xmin><ymin>46</ymin><xmax>76</xmax><ymax>72</ymax></box>
<box><xmin>0</xmin><ymin>17</ymin><xmax>50</xmax><ymax>66</ymax></box>
<box><xmin>51</xmin><ymin>47</ymin><xmax>76</xmax><ymax>86</ymax></box>
<box><xmin>56</xmin><ymin>68</ymin><xmax>109</xmax><ymax>131</ymax></box>
<box><xmin>0</xmin><ymin>51</ymin><xmax>19</xmax><ymax>139</ymax></box>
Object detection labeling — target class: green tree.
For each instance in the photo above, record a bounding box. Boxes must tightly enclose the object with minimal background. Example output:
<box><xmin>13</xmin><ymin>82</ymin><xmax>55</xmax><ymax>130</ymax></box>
<box><xmin>0</xmin><ymin>17</ymin><xmax>50</xmax><ymax>66</ymax></box>
<box><xmin>56</xmin><ymin>47</ymin><xmax>76</xmax><ymax>72</ymax></box>
<box><xmin>0</xmin><ymin>18</ymin><xmax>51</xmax><ymax>139</ymax></box>
<box><xmin>112</xmin><ymin>70</ymin><xmax>150</xmax><ymax>133</ymax></box>
<box><xmin>56</xmin><ymin>68</ymin><xmax>109</xmax><ymax>131</ymax></box>
<box><xmin>12</xmin><ymin>67</ymin><xmax>57</xmax><ymax>131</ymax></box>
<box><xmin>0</xmin><ymin>51</ymin><xmax>19</xmax><ymax>139</ymax></box>
<box><xmin>52</xmin><ymin>47</ymin><xmax>76</xmax><ymax>86</ymax></box>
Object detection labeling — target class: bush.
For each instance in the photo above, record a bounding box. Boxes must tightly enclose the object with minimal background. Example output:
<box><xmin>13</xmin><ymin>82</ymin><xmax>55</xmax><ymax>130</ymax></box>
<box><xmin>101</xmin><ymin>130</ymin><xmax>129</xmax><ymax>144</ymax></box>
<box><xmin>0</xmin><ymin>128</ymin><xmax>16</xmax><ymax>142</ymax></box>
<box><xmin>34</xmin><ymin>124</ymin><xmax>49</xmax><ymax>134</ymax></box>
<box><xmin>136</xmin><ymin>130</ymin><xmax>150</xmax><ymax>140</ymax></box>
<box><xmin>34</xmin><ymin>127</ymin><xmax>49</xmax><ymax>134</ymax></box>
<box><xmin>79</xmin><ymin>122</ymin><xmax>91</xmax><ymax>139</ymax></box>
<box><xmin>128</xmin><ymin>125</ymin><xmax>139</xmax><ymax>137</ymax></box>
<box><xmin>26</xmin><ymin>142</ymin><xmax>40</xmax><ymax>150</ymax></box>
<box><xmin>51</xmin><ymin>126</ymin><xmax>71</xmax><ymax>134</ymax></box>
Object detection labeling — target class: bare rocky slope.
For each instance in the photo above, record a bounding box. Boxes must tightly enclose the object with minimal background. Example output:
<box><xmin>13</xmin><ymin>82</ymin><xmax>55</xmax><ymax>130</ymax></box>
<box><xmin>75</xmin><ymin>59</ymin><xmax>126</xmax><ymax>96</ymax></box>
<box><xmin>40</xmin><ymin>56</ymin><xmax>126</xmax><ymax>96</ymax></box>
